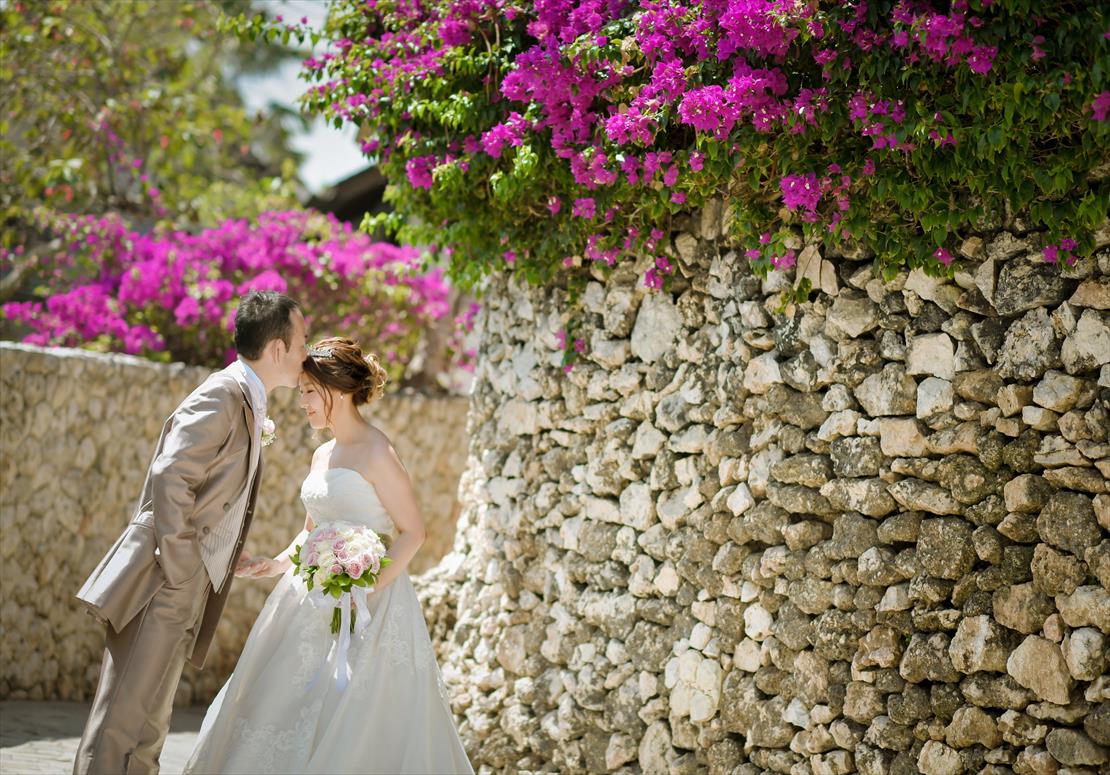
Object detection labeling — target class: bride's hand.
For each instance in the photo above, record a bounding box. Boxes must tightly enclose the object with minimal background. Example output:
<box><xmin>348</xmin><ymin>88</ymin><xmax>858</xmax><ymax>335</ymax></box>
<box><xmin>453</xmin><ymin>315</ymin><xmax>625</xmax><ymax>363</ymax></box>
<box><xmin>233</xmin><ymin>550</ymin><xmax>255</xmax><ymax>576</ymax></box>
<box><xmin>238</xmin><ymin>556</ymin><xmax>292</xmax><ymax>579</ymax></box>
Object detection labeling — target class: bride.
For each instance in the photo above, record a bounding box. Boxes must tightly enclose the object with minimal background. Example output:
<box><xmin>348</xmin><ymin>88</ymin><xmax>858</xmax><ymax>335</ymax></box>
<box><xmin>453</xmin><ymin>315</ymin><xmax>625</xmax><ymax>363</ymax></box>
<box><xmin>184</xmin><ymin>337</ymin><xmax>473</xmax><ymax>774</ymax></box>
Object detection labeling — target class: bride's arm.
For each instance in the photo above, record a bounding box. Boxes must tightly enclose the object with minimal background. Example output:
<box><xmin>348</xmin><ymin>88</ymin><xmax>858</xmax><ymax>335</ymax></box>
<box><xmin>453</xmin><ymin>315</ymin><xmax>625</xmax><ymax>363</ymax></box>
<box><xmin>365</xmin><ymin>441</ymin><xmax>425</xmax><ymax>591</ymax></box>
<box><xmin>274</xmin><ymin>513</ymin><xmax>316</xmax><ymax>563</ymax></box>
<box><xmin>237</xmin><ymin>512</ymin><xmax>314</xmax><ymax>579</ymax></box>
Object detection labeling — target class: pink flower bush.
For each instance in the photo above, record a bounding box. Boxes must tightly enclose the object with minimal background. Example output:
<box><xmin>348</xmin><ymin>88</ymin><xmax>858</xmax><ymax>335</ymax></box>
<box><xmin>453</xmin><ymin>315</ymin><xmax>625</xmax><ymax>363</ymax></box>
<box><xmin>2</xmin><ymin>210</ymin><xmax>457</xmax><ymax>374</ymax></box>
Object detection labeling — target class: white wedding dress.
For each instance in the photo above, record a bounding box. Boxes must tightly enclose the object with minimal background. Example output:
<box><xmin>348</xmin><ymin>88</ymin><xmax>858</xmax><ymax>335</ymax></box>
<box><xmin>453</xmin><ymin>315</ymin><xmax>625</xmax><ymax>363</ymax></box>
<box><xmin>184</xmin><ymin>468</ymin><xmax>473</xmax><ymax>774</ymax></box>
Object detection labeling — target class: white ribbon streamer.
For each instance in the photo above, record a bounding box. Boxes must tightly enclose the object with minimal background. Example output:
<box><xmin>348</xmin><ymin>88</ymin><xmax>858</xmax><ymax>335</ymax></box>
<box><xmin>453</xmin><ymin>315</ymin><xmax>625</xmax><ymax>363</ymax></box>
<box><xmin>303</xmin><ymin>585</ymin><xmax>373</xmax><ymax>693</ymax></box>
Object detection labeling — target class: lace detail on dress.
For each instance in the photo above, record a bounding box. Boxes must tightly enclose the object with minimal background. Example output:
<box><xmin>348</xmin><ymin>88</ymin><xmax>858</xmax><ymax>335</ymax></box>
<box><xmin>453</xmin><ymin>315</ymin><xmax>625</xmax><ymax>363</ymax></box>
<box><xmin>381</xmin><ymin>601</ymin><xmax>423</xmax><ymax>671</ymax></box>
<box><xmin>292</xmin><ymin>613</ymin><xmax>332</xmax><ymax>691</ymax></box>
<box><xmin>228</xmin><ymin>699</ymin><xmax>323</xmax><ymax>774</ymax></box>
<box><xmin>357</xmin><ymin>585</ymin><xmax>452</xmax><ymax>702</ymax></box>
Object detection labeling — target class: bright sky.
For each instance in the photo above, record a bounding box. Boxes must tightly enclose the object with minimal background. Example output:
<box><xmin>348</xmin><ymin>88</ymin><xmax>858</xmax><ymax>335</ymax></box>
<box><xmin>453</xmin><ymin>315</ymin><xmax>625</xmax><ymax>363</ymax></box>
<box><xmin>240</xmin><ymin>0</ymin><xmax>367</xmax><ymax>194</ymax></box>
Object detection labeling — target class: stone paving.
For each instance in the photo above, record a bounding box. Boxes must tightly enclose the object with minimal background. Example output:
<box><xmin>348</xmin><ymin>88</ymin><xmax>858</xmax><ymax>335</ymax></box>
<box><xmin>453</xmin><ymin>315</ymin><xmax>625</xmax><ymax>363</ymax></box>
<box><xmin>0</xmin><ymin>702</ymin><xmax>203</xmax><ymax>775</ymax></box>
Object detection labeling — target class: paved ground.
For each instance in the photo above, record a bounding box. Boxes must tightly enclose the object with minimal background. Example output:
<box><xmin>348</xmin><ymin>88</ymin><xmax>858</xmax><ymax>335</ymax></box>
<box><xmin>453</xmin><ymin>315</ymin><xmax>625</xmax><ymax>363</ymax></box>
<box><xmin>0</xmin><ymin>702</ymin><xmax>204</xmax><ymax>775</ymax></box>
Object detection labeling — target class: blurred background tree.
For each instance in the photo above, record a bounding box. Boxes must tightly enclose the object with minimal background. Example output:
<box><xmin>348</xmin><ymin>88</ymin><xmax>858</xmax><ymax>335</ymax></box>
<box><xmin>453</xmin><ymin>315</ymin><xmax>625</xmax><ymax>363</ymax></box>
<box><xmin>1</xmin><ymin>0</ymin><xmax>476</xmax><ymax>390</ymax></box>
<box><xmin>0</xmin><ymin>0</ymin><xmax>306</xmax><ymax>302</ymax></box>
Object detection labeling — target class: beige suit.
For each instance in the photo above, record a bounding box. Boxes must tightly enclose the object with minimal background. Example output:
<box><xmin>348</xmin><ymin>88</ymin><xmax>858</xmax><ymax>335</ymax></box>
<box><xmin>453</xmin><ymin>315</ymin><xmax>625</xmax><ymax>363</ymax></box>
<box><xmin>73</xmin><ymin>366</ymin><xmax>263</xmax><ymax>775</ymax></box>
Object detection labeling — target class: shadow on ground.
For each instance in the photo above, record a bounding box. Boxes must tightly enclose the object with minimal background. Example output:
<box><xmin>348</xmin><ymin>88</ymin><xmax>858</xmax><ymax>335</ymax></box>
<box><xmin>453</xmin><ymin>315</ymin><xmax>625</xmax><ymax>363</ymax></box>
<box><xmin>0</xmin><ymin>701</ymin><xmax>204</xmax><ymax>775</ymax></box>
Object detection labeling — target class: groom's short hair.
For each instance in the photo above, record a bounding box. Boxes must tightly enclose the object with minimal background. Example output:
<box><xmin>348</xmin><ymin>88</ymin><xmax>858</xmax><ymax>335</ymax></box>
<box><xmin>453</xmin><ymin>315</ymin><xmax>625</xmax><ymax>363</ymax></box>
<box><xmin>234</xmin><ymin>291</ymin><xmax>300</xmax><ymax>359</ymax></box>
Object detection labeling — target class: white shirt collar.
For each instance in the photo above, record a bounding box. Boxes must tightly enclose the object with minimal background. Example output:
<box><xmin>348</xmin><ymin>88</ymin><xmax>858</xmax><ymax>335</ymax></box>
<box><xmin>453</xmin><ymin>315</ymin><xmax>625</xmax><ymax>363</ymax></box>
<box><xmin>234</xmin><ymin>358</ymin><xmax>268</xmax><ymax>419</ymax></box>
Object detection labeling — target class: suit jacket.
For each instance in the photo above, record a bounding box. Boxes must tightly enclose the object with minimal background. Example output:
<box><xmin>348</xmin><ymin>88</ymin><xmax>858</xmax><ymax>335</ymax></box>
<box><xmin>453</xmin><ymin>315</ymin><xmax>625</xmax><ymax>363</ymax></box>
<box><xmin>76</xmin><ymin>365</ymin><xmax>263</xmax><ymax>668</ymax></box>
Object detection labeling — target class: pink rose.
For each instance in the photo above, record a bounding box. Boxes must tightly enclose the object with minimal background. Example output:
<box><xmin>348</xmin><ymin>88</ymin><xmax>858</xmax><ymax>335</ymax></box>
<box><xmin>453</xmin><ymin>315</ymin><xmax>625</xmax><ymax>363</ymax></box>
<box><xmin>337</xmin><ymin>550</ymin><xmax>349</xmax><ymax>561</ymax></box>
<box><xmin>332</xmin><ymin>539</ymin><xmax>345</xmax><ymax>550</ymax></box>
<box><xmin>330</xmin><ymin>564</ymin><xmax>342</xmax><ymax>575</ymax></box>
<box><xmin>361</xmin><ymin>553</ymin><xmax>371</xmax><ymax>565</ymax></box>
<box><xmin>349</xmin><ymin>563</ymin><xmax>364</xmax><ymax>579</ymax></box>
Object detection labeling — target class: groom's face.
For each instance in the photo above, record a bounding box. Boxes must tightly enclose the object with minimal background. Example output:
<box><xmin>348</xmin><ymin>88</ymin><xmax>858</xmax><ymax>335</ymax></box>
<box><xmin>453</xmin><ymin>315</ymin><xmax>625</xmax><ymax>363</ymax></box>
<box><xmin>276</xmin><ymin>309</ymin><xmax>308</xmax><ymax>387</ymax></box>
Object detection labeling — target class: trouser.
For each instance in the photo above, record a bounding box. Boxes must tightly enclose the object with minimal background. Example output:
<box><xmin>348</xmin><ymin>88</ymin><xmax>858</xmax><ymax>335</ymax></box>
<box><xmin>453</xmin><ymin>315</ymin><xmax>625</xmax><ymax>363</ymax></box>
<box><xmin>73</xmin><ymin>569</ymin><xmax>210</xmax><ymax>775</ymax></box>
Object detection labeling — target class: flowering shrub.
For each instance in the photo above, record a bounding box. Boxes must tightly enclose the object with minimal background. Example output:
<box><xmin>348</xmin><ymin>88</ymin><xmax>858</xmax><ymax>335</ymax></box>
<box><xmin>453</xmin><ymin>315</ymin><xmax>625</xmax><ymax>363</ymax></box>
<box><xmin>1</xmin><ymin>0</ymin><xmax>302</xmax><ymax>252</ymax></box>
<box><xmin>237</xmin><ymin>0</ymin><xmax>1109</xmax><ymax>294</ymax></box>
<box><xmin>2</xmin><ymin>210</ymin><xmax>461</xmax><ymax>379</ymax></box>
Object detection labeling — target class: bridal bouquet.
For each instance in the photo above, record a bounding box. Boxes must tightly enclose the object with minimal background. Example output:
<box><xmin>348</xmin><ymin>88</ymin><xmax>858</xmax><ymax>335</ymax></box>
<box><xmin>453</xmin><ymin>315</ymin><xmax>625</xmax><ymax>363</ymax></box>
<box><xmin>291</xmin><ymin>523</ymin><xmax>391</xmax><ymax>635</ymax></box>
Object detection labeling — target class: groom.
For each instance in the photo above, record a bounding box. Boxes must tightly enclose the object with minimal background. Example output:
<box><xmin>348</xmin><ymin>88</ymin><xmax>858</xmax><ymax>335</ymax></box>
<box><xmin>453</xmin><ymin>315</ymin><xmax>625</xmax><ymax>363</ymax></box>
<box><xmin>73</xmin><ymin>290</ymin><xmax>307</xmax><ymax>775</ymax></box>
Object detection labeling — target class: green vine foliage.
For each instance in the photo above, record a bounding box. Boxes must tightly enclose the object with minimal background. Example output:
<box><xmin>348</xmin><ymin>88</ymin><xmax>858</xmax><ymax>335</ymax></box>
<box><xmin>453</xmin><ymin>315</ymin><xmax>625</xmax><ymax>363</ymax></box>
<box><xmin>232</xmin><ymin>1</ymin><xmax>1109</xmax><ymax>304</ymax></box>
<box><xmin>1</xmin><ymin>1</ymin><xmax>303</xmax><ymax>261</ymax></box>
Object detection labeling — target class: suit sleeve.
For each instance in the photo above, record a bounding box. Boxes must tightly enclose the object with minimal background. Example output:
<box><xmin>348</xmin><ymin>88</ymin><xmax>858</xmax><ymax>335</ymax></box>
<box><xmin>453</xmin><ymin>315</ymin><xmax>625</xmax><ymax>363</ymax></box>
<box><xmin>150</xmin><ymin>382</ymin><xmax>237</xmax><ymax>586</ymax></box>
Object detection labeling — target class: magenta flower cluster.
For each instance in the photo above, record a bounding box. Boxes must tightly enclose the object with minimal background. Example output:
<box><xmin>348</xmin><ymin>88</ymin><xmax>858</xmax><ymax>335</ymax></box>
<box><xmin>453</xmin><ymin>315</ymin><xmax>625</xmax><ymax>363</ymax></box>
<box><xmin>779</xmin><ymin>174</ymin><xmax>822</xmax><ymax>217</ymax></box>
<box><xmin>2</xmin><ymin>210</ymin><xmax>456</xmax><ymax>370</ymax></box>
<box><xmin>1042</xmin><ymin>238</ymin><xmax>1080</xmax><ymax>267</ymax></box>
<box><xmin>889</xmin><ymin>2</ymin><xmax>998</xmax><ymax>74</ymax></box>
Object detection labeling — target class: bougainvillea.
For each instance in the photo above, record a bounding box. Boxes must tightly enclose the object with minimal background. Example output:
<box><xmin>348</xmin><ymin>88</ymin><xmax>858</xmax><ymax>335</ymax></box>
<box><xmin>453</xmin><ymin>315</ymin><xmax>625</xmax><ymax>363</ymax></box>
<box><xmin>1</xmin><ymin>210</ymin><xmax>466</xmax><ymax>380</ymax></box>
<box><xmin>234</xmin><ymin>0</ymin><xmax>1109</xmax><ymax>297</ymax></box>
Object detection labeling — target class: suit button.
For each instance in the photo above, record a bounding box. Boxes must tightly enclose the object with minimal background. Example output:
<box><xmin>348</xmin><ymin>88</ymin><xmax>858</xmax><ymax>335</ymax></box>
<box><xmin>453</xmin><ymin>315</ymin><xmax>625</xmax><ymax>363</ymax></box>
<box><xmin>222</xmin><ymin>503</ymin><xmax>230</xmax><ymax>511</ymax></box>
<box><xmin>202</xmin><ymin>526</ymin><xmax>211</xmax><ymax>535</ymax></box>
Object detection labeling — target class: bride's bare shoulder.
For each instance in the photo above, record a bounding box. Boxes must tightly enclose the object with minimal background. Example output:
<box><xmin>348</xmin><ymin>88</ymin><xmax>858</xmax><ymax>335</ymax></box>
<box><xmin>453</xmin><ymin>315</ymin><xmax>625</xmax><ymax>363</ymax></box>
<box><xmin>359</xmin><ymin>426</ymin><xmax>395</xmax><ymax>459</ymax></box>
<box><xmin>349</xmin><ymin>427</ymin><xmax>406</xmax><ymax>475</ymax></box>
<box><xmin>357</xmin><ymin>428</ymin><xmax>412</xmax><ymax>489</ymax></box>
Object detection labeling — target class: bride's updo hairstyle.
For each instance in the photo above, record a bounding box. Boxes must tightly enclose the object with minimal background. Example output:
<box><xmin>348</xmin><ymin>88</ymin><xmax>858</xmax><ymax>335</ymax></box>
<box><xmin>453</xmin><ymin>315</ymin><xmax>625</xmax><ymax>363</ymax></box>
<box><xmin>302</xmin><ymin>337</ymin><xmax>388</xmax><ymax>420</ymax></box>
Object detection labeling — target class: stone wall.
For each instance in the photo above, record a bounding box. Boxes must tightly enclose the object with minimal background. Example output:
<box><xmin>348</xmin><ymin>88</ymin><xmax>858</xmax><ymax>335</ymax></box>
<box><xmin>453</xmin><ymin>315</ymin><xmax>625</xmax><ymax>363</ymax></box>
<box><xmin>419</xmin><ymin>219</ymin><xmax>1110</xmax><ymax>774</ymax></box>
<box><xmin>0</xmin><ymin>343</ymin><xmax>467</xmax><ymax>703</ymax></box>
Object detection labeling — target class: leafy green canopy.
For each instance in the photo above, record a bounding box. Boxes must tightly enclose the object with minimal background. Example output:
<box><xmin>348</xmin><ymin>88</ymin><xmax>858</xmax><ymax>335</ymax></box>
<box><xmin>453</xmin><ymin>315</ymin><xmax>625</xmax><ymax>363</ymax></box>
<box><xmin>238</xmin><ymin>0</ymin><xmax>1109</xmax><ymax>298</ymax></box>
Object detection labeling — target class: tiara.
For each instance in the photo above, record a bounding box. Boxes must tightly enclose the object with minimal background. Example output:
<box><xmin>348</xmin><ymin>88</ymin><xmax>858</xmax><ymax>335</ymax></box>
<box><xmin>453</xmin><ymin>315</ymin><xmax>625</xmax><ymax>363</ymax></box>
<box><xmin>307</xmin><ymin>345</ymin><xmax>335</xmax><ymax>359</ymax></box>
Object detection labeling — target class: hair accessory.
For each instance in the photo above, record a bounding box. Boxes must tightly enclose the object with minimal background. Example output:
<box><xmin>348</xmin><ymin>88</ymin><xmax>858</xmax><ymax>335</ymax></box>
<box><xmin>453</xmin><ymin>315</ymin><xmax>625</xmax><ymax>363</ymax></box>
<box><xmin>308</xmin><ymin>345</ymin><xmax>335</xmax><ymax>359</ymax></box>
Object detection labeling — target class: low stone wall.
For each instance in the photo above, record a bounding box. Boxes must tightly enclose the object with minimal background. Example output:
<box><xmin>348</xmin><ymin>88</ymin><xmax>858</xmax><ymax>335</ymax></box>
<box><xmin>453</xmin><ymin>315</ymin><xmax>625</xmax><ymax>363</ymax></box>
<box><xmin>418</xmin><ymin>221</ymin><xmax>1110</xmax><ymax>773</ymax></box>
<box><xmin>0</xmin><ymin>343</ymin><xmax>467</xmax><ymax>703</ymax></box>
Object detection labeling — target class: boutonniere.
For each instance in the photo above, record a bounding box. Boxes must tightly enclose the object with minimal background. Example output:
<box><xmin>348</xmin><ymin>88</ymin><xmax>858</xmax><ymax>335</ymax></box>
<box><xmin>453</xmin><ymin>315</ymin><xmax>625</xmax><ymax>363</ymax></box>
<box><xmin>261</xmin><ymin>416</ymin><xmax>277</xmax><ymax>447</ymax></box>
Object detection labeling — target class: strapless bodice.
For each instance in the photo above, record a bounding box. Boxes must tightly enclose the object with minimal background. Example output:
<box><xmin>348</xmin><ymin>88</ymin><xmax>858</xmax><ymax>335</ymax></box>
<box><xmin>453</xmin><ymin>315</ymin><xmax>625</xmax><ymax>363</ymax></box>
<box><xmin>299</xmin><ymin>468</ymin><xmax>396</xmax><ymax>539</ymax></box>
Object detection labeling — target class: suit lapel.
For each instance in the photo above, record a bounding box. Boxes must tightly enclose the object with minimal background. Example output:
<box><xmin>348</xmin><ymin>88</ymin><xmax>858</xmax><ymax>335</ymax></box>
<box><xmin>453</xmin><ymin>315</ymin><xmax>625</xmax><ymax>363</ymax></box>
<box><xmin>223</xmin><ymin>363</ymin><xmax>257</xmax><ymax>468</ymax></box>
